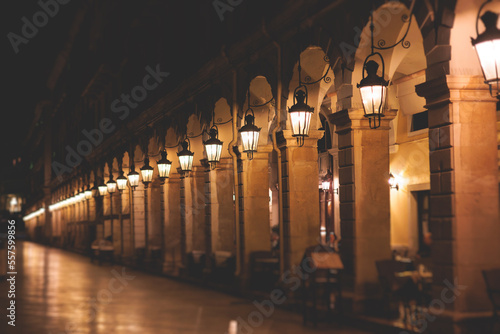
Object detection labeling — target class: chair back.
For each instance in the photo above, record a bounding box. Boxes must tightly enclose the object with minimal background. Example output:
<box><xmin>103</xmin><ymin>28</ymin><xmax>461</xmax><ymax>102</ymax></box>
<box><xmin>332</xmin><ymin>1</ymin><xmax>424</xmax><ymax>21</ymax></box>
<box><xmin>376</xmin><ymin>259</ymin><xmax>410</xmax><ymax>293</ymax></box>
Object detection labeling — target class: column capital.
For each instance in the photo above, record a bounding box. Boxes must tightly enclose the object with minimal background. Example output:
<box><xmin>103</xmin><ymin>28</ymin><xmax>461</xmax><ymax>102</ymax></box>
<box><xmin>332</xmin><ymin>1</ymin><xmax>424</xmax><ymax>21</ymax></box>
<box><xmin>213</xmin><ymin>157</ymin><xmax>233</xmax><ymax>170</ymax></box>
<box><xmin>416</xmin><ymin>74</ymin><xmax>497</xmax><ymax>105</ymax></box>
<box><xmin>329</xmin><ymin>109</ymin><xmax>397</xmax><ymax>132</ymax></box>
<box><xmin>281</xmin><ymin>129</ymin><xmax>324</xmax><ymax>148</ymax></box>
<box><xmin>240</xmin><ymin>144</ymin><xmax>273</xmax><ymax>161</ymax></box>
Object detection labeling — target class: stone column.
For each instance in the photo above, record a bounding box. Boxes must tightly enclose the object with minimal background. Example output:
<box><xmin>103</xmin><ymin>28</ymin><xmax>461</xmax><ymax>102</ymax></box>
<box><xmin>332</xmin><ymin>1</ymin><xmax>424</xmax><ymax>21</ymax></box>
<box><xmin>417</xmin><ymin>76</ymin><xmax>500</xmax><ymax>334</ymax></box>
<box><xmin>329</xmin><ymin>109</ymin><xmax>396</xmax><ymax>311</ymax></box>
<box><xmin>184</xmin><ymin>166</ymin><xmax>206</xmax><ymax>253</ymax></box>
<box><xmin>164</xmin><ymin>174</ymin><xmax>182</xmax><ymax>273</ymax></box>
<box><xmin>279</xmin><ymin>130</ymin><xmax>324</xmax><ymax>270</ymax></box>
<box><xmin>240</xmin><ymin>146</ymin><xmax>273</xmax><ymax>284</ymax></box>
<box><xmin>210</xmin><ymin>157</ymin><xmax>236</xmax><ymax>254</ymax></box>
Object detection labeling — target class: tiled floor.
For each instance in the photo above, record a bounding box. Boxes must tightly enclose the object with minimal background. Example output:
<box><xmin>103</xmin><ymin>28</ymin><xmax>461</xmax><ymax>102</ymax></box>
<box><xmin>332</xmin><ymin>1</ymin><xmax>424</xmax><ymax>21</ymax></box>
<box><xmin>0</xmin><ymin>241</ymin><xmax>374</xmax><ymax>334</ymax></box>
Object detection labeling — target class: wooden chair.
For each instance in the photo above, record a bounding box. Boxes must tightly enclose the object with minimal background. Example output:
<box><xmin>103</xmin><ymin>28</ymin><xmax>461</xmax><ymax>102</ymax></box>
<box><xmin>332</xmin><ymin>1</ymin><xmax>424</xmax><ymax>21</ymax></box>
<box><xmin>483</xmin><ymin>269</ymin><xmax>500</xmax><ymax>333</ymax></box>
<box><xmin>375</xmin><ymin>259</ymin><xmax>420</xmax><ymax>324</ymax></box>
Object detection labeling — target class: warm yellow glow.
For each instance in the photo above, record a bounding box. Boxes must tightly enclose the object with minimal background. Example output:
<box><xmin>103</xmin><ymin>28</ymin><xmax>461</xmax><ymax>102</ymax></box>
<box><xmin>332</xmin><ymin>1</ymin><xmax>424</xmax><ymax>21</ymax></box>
<box><xmin>157</xmin><ymin>163</ymin><xmax>172</xmax><ymax>178</ymax></box>
<box><xmin>107</xmin><ymin>182</ymin><xmax>117</xmax><ymax>194</ymax></box>
<box><xmin>98</xmin><ymin>185</ymin><xmax>108</xmax><ymax>196</ymax></box>
<box><xmin>241</xmin><ymin>131</ymin><xmax>259</xmax><ymax>153</ymax></box>
<box><xmin>475</xmin><ymin>39</ymin><xmax>500</xmax><ymax>82</ymax></box>
<box><xmin>179</xmin><ymin>155</ymin><xmax>194</xmax><ymax>171</ymax></box>
<box><xmin>289</xmin><ymin>111</ymin><xmax>312</xmax><ymax>137</ymax></box>
<box><xmin>205</xmin><ymin>142</ymin><xmax>223</xmax><ymax>163</ymax></box>
<box><xmin>128</xmin><ymin>173</ymin><xmax>140</xmax><ymax>187</ymax></box>
<box><xmin>140</xmin><ymin>169</ymin><xmax>154</xmax><ymax>183</ymax></box>
<box><xmin>117</xmin><ymin>178</ymin><xmax>128</xmax><ymax>190</ymax></box>
<box><xmin>24</xmin><ymin>208</ymin><xmax>45</xmax><ymax>221</ymax></box>
<box><xmin>360</xmin><ymin>85</ymin><xmax>387</xmax><ymax>115</ymax></box>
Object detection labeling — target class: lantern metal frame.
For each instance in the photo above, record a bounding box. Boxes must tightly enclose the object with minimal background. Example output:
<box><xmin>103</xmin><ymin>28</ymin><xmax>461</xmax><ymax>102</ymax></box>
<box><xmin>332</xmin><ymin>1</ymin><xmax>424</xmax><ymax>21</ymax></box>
<box><xmin>127</xmin><ymin>169</ymin><xmax>140</xmax><ymax>190</ymax></box>
<box><xmin>106</xmin><ymin>176</ymin><xmax>117</xmax><ymax>194</ymax></box>
<box><xmin>84</xmin><ymin>184</ymin><xmax>93</xmax><ymax>199</ymax></box>
<box><xmin>471</xmin><ymin>0</ymin><xmax>500</xmax><ymax>99</ymax></box>
<box><xmin>357</xmin><ymin>54</ymin><xmax>389</xmax><ymax>129</ymax></box>
<box><xmin>98</xmin><ymin>179</ymin><xmax>108</xmax><ymax>197</ymax></box>
<box><xmin>140</xmin><ymin>157</ymin><xmax>154</xmax><ymax>187</ymax></box>
<box><xmin>157</xmin><ymin>149</ymin><xmax>172</xmax><ymax>180</ymax></box>
<box><xmin>356</xmin><ymin>9</ymin><xmax>413</xmax><ymax>129</ymax></box>
<box><xmin>239</xmin><ymin>107</ymin><xmax>261</xmax><ymax>160</ymax></box>
<box><xmin>288</xmin><ymin>50</ymin><xmax>316</xmax><ymax>147</ymax></box>
<box><xmin>177</xmin><ymin>138</ymin><xmax>195</xmax><ymax>173</ymax></box>
<box><xmin>204</xmin><ymin>124</ymin><xmax>223</xmax><ymax>169</ymax></box>
<box><xmin>116</xmin><ymin>171</ymin><xmax>128</xmax><ymax>192</ymax></box>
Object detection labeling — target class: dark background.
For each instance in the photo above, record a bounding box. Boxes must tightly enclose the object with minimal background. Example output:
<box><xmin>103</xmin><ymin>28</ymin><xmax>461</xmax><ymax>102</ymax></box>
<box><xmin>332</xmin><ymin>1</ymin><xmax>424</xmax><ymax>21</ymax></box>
<box><xmin>1</xmin><ymin>0</ymin><xmax>80</xmax><ymax>182</ymax></box>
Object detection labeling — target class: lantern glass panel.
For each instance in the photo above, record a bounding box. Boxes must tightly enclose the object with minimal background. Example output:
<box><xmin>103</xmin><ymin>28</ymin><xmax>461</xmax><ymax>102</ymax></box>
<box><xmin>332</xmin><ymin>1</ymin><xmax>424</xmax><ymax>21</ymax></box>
<box><xmin>117</xmin><ymin>177</ymin><xmax>128</xmax><ymax>191</ymax></box>
<box><xmin>158</xmin><ymin>162</ymin><xmax>172</xmax><ymax>178</ymax></box>
<box><xmin>205</xmin><ymin>143</ymin><xmax>222</xmax><ymax>163</ymax></box>
<box><xmin>179</xmin><ymin>155</ymin><xmax>194</xmax><ymax>171</ymax></box>
<box><xmin>241</xmin><ymin>131</ymin><xmax>259</xmax><ymax>152</ymax></box>
<box><xmin>128</xmin><ymin>172</ymin><xmax>140</xmax><ymax>188</ymax></box>
<box><xmin>141</xmin><ymin>168</ymin><xmax>153</xmax><ymax>183</ymax></box>
<box><xmin>107</xmin><ymin>181</ymin><xmax>117</xmax><ymax>193</ymax></box>
<box><xmin>475</xmin><ymin>39</ymin><xmax>500</xmax><ymax>82</ymax></box>
<box><xmin>289</xmin><ymin>111</ymin><xmax>312</xmax><ymax>137</ymax></box>
<box><xmin>98</xmin><ymin>186</ymin><xmax>108</xmax><ymax>196</ymax></box>
<box><xmin>360</xmin><ymin>85</ymin><xmax>387</xmax><ymax>116</ymax></box>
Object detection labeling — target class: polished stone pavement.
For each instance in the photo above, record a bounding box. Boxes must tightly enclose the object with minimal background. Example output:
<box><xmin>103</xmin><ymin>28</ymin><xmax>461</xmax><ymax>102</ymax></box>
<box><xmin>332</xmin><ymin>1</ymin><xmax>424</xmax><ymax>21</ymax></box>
<box><xmin>0</xmin><ymin>241</ymin><xmax>374</xmax><ymax>334</ymax></box>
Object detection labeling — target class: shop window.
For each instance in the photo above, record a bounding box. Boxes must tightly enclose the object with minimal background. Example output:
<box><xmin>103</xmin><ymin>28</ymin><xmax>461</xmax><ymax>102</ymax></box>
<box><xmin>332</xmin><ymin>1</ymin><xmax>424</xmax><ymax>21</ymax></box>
<box><xmin>411</xmin><ymin>111</ymin><xmax>428</xmax><ymax>132</ymax></box>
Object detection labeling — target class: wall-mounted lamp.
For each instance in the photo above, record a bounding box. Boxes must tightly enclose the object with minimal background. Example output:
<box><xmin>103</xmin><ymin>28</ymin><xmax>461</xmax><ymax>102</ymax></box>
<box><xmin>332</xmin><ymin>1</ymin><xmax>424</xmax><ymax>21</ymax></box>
<box><xmin>389</xmin><ymin>173</ymin><xmax>399</xmax><ymax>190</ymax></box>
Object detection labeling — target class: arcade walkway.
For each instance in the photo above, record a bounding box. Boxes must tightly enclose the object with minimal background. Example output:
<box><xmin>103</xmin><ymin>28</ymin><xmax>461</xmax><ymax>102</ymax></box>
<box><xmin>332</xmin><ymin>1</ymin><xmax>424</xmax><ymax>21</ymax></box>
<box><xmin>1</xmin><ymin>241</ymin><xmax>373</xmax><ymax>334</ymax></box>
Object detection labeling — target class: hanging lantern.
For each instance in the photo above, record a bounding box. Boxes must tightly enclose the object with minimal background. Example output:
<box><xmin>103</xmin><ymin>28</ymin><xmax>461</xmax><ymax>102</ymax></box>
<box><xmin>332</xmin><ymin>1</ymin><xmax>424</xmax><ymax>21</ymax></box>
<box><xmin>84</xmin><ymin>185</ymin><xmax>92</xmax><ymax>199</ymax></box>
<box><xmin>288</xmin><ymin>87</ymin><xmax>314</xmax><ymax>146</ymax></box>
<box><xmin>239</xmin><ymin>109</ymin><xmax>261</xmax><ymax>160</ymax></box>
<box><xmin>178</xmin><ymin>139</ymin><xmax>194</xmax><ymax>172</ymax></box>
<box><xmin>357</xmin><ymin>57</ymin><xmax>389</xmax><ymax>129</ymax></box>
<box><xmin>204</xmin><ymin>125</ymin><xmax>223</xmax><ymax>168</ymax></box>
<box><xmin>106</xmin><ymin>177</ymin><xmax>117</xmax><ymax>194</ymax></box>
<box><xmin>322</xmin><ymin>179</ymin><xmax>331</xmax><ymax>191</ymax></box>
<box><xmin>471</xmin><ymin>7</ymin><xmax>500</xmax><ymax>96</ymax></box>
<box><xmin>157</xmin><ymin>150</ymin><xmax>172</xmax><ymax>179</ymax></box>
<box><xmin>98</xmin><ymin>181</ymin><xmax>108</xmax><ymax>197</ymax></box>
<box><xmin>116</xmin><ymin>171</ymin><xmax>128</xmax><ymax>191</ymax></box>
<box><xmin>128</xmin><ymin>169</ymin><xmax>140</xmax><ymax>189</ymax></box>
<box><xmin>140</xmin><ymin>157</ymin><xmax>154</xmax><ymax>186</ymax></box>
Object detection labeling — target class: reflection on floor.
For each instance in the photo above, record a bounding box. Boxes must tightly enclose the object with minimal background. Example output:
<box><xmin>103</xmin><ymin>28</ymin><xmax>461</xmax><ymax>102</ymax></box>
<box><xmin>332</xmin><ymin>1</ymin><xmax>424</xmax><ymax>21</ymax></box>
<box><xmin>0</xmin><ymin>241</ymin><xmax>374</xmax><ymax>334</ymax></box>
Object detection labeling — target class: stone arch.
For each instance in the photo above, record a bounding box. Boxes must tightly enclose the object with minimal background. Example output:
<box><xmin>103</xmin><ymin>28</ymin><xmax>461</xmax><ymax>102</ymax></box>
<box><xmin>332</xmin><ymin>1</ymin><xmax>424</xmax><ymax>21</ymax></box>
<box><xmin>241</xmin><ymin>76</ymin><xmax>275</xmax><ymax>147</ymax></box>
<box><xmin>212</xmin><ymin>97</ymin><xmax>233</xmax><ymax>159</ymax></box>
<box><xmin>286</xmin><ymin>46</ymin><xmax>335</xmax><ymax>133</ymax></box>
<box><xmin>239</xmin><ymin>58</ymin><xmax>278</xmax><ymax>110</ymax></box>
<box><xmin>350</xmin><ymin>2</ymin><xmax>427</xmax><ymax>111</ymax></box>
<box><xmin>165</xmin><ymin>127</ymin><xmax>181</xmax><ymax>173</ymax></box>
<box><xmin>185</xmin><ymin>114</ymin><xmax>205</xmax><ymax>166</ymax></box>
